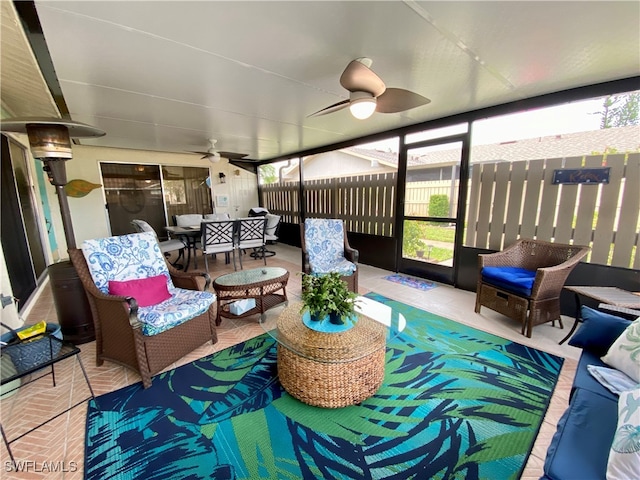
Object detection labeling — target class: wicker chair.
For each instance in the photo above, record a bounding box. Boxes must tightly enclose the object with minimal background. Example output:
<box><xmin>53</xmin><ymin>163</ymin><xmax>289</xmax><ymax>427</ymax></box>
<box><xmin>300</xmin><ymin>218</ymin><xmax>359</xmax><ymax>292</ymax></box>
<box><xmin>475</xmin><ymin>238</ymin><xmax>590</xmax><ymax>338</ymax></box>
<box><xmin>69</xmin><ymin>232</ymin><xmax>217</xmax><ymax>388</ymax></box>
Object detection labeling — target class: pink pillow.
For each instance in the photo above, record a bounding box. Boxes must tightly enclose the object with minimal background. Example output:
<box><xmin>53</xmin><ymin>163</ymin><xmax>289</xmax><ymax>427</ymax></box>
<box><xmin>108</xmin><ymin>274</ymin><xmax>171</xmax><ymax>307</ymax></box>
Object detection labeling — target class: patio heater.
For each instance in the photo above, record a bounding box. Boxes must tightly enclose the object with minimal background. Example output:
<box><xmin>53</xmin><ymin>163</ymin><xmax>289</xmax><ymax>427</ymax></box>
<box><xmin>0</xmin><ymin>117</ymin><xmax>106</xmax><ymax>344</ymax></box>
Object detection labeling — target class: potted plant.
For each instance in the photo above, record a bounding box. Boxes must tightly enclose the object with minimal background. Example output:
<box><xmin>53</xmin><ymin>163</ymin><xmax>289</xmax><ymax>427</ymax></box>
<box><xmin>300</xmin><ymin>272</ymin><xmax>359</xmax><ymax>329</ymax></box>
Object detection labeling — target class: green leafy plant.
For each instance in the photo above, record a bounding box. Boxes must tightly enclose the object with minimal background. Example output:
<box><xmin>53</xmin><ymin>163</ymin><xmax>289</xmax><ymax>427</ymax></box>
<box><xmin>300</xmin><ymin>272</ymin><xmax>358</xmax><ymax>322</ymax></box>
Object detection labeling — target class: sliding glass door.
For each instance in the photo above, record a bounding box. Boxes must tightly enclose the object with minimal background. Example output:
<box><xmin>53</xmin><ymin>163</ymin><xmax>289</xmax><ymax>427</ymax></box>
<box><xmin>101</xmin><ymin>163</ymin><xmax>213</xmax><ymax>238</ymax></box>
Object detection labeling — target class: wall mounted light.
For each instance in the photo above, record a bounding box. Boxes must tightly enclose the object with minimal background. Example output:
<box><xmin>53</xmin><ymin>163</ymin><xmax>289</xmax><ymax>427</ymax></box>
<box><xmin>219</xmin><ymin>172</ymin><xmax>226</xmax><ymax>183</ymax></box>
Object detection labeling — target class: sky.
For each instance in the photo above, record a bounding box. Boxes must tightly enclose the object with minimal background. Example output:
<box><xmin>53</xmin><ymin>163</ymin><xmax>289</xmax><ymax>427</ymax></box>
<box><xmin>360</xmin><ymin>97</ymin><xmax>607</xmax><ymax>151</ymax></box>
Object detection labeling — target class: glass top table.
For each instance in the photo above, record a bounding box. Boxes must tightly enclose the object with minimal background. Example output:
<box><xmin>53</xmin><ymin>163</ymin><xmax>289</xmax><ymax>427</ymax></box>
<box><xmin>213</xmin><ymin>267</ymin><xmax>289</xmax><ymax>324</ymax></box>
<box><xmin>261</xmin><ymin>296</ymin><xmax>406</xmax><ymax>408</ymax></box>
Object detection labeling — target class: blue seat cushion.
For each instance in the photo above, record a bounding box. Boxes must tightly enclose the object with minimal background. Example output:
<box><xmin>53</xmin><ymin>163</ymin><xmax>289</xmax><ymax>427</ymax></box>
<box><xmin>543</xmin><ymin>387</ymin><xmax>617</xmax><ymax>480</ymax></box>
<box><xmin>481</xmin><ymin>266</ymin><xmax>536</xmax><ymax>296</ymax></box>
<box><xmin>572</xmin><ymin>350</ymin><xmax>618</xmax><ymax>403</ymax></box>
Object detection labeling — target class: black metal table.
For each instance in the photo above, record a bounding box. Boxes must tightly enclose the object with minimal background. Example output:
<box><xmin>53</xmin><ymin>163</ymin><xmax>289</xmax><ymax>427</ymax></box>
<box><xmin>0</xmin><ymin>335</ymin><xmax>96</xmax><ymax>463</ymax></box>
<box><xmin>559</xmin><ymin>286</ymin><xmax>640</xmax><ymax>344</ymax></box>
<box><xmin>165</xmin><ymin>225</ymin><xmax>201</xmax><ymax>271</ymax></box>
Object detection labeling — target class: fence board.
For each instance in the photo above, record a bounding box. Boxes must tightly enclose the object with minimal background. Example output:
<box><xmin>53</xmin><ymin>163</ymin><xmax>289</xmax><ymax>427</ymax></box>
<box><xmin>537</xmin><ymin>157</ymin><xmax>563</xmax><ymax>241</ymax></box>
<box><xmin>554</xmin><ymin>156</ymin><xmax>583</xmax><ymax>243</ymax></box>
<box><xmin>464</xmin><ymin>165</ymin><xmax>482</xmax><ymax>246</ymax></box>
<box><xmin>503</xmin><ymin>161</ymin><xmax>527</xmax><ymax>248</ymax></box>
<box><xmin>520</xmin><ymin>159</ymin><xmax>544</xmax><ymax>239</ymax></box>
<box><xmin>262</xmin><ymin>153</ymin><xmax>636</xmax><ymax>268</ymax></box>
<box><xmin>475</xmin><ymin>163</ymin><xmax>496</xmax><ymax>248</ymax></box>
<box><xmin>489</xmin><ymin>162</ymin><xmax>510</xmax><ymax>250</ymax></box>
<box><xmin>591</xmin><ymin>155</ymin><xmax>625</xmax><ymax>264</ymax></box>
<box><xmin>612</xmin><ymin>153</ymin><xmax>639</xmax><ymax>267</ymax></box>
<box><xmin>573</xmin><ymin>155</ymin><xmax>603</xmax><ymax>246</ymax></box>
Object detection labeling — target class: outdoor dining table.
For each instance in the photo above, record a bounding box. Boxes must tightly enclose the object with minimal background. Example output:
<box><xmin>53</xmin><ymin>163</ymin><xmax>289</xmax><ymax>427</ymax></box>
<box><xmin>165</xmin><ymin>225</ymin><xmax>201</xmax><ymax>271</ymax></box>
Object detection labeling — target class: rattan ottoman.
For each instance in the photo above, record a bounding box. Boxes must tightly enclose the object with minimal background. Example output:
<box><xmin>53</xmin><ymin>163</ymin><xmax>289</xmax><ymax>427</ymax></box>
<box><xmin>275</xmin><ymin>302</ymin><xmax>387</xmax><ymax>408</ymax></box>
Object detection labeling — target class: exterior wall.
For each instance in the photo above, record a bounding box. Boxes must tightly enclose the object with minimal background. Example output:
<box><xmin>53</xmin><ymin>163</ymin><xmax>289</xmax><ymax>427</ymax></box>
<box><xmin>4</xmin><ymin>140</ymin><xmax>257</xmax><ymax>260</ymax></box>
<box><xmin>284</xmin><ymin>151</ymin><xmax>392</xmax><ymax>181</ymax></box>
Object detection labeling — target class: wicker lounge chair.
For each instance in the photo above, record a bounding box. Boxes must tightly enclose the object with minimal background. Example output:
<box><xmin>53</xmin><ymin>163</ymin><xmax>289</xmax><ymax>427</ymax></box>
<box><xmin>475</xmin><ymin>238</ymin><xmax>589</xmax><ymax>338</ymax></box>
<box><xmin>300</xmin><ymin>218</ymin><xmax>359</xmax><ymax>292</ymax></box>
<box><xmin>70</xmin><ymin>232</ymin><xmax>217</xmax><ymax>388</ymax></box>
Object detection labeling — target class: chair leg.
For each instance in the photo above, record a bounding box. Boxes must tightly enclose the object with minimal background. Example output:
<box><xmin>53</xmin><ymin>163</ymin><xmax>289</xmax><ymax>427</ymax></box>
<box><xmin>232</xmin><ymin>250</ymin><xmax>237</xmax><ymax>271</ymax></box>
<box><xmin>238</xmin><ymin>248</ymin><xmax>243</xmax><ymax>270</ymax></box>
<box><xmin>262</xmin><ymin>246</ymin><xmax>267</xmax><ymax>265</ymax></box>
<box><xmin>204</xmin><ymin>253</ymin><xmax>209</xmax><ymax>272</ymax></box>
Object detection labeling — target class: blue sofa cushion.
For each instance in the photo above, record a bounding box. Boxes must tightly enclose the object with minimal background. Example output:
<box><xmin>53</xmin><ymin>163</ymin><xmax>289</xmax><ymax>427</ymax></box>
<box><xmin>572</xmin><ymin>350</ymin><xmax>618</xmax><ymax>402</ymax></box>
<box><xmin>481</xmin><ymin>266</ymin><xmax>536</xmax><ymax>296</ymax></box>
<box><xmin>543</xmin><ymin>388</ymin><xmax>618</xmax><ymax>480</ymax></box>
<box><xmin>568</xmin><ymin>306</ymin><xmax>632</xmax><ymax>357</ymax></box>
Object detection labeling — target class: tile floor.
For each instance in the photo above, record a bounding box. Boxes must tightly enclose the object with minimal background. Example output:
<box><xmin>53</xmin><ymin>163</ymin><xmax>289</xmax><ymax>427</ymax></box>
<box><xmin>0</xmin><ymin>243</ymin><xmax>580</xmax><ymax>479</ymax></box>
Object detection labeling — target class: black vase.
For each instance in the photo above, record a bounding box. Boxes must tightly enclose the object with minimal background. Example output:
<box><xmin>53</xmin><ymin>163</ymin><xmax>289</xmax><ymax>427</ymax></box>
<box><xmin>329</xmin><ymin>313</ymin><xmax>345</xmax><ymax>325</ymax></box>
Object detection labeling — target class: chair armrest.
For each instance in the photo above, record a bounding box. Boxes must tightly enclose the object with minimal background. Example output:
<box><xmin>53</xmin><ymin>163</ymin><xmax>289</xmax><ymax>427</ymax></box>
<box><xmin>477</xmin><ymin>241</ymin><xmax>523</xmax><ymax>268</ymax></box>
<box><xmin>167</xmin><ymin>263</ymin><xmax>212</xmax><ymax>290</ymax></box>
<box><xmin>302</xmin><ymin>251</ymin><xmax>311</xmax><ymax>274</ymax></box>
<box><xmin>531</xmin><ymin>248</ymin><xmax>589</xmax><ymax>298</ymax></box>
<box><xmin>345</xmin><ymin>246</ymin><xmax>359</xmax><ymax>264</ymax></box>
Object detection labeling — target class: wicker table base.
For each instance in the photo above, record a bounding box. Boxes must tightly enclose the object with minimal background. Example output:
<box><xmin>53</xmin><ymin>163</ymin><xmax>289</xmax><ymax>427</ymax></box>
<box><xmin>213</xmin><ymin>267</ymin><xmax>289</xmax><ymax>325</ymax></box>
<box><xmin>276</xmin><ymin>303</ymin><xmax>386</xmax><ymax>408</ymax></box>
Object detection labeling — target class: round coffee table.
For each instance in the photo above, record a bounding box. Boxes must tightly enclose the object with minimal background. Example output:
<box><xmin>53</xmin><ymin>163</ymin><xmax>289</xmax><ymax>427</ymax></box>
<box><xmin>264</xmin><ymin>297</ymin><xmax>406</xmax><ymax>408</ymax></box>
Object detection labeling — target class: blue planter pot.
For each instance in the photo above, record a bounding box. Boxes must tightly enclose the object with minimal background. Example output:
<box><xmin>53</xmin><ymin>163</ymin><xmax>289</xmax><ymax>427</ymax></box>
<box><xmin>302</xmin><ymin>311</ymin><xmax>357</xmax><ymax>333</ymax></box>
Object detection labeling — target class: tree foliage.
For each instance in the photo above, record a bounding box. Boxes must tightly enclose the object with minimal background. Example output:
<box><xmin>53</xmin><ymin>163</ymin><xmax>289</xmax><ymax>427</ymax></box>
<box><xmin>258</xmin><ymin>164</ymin><xmax>278</xmax><ymax>184</ymax></box>
<box><xmin>600</xmin><ymin>92</ymin><xmax>639</xmax><ymax>128</ymax></box>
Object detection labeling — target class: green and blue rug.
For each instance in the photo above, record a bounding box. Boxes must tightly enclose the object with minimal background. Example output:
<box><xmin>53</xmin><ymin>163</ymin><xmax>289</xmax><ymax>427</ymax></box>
<box><xmin>84</xmin><ymin>293</ymin><xmax>562</xmax><ymax>479</ymax></box>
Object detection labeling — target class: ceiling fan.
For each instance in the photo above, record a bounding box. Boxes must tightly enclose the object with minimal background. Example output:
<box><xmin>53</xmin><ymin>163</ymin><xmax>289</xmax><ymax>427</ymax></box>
<box><xmin>309</xmin><ymin>57</ymin><xmax>430</xmax><ymax>120</ymax></box>
<box><xmin>189</xmin><ymin>139</ymin><xmax>248</xmax><ymax>163</ymax></box>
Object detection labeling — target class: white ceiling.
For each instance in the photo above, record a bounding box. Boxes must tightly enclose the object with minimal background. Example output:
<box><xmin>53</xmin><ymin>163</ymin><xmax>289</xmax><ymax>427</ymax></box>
<box><xmin>13</xmin><ymin>1</ymin><xmax>640</xmax><ymax>160</ymax></box>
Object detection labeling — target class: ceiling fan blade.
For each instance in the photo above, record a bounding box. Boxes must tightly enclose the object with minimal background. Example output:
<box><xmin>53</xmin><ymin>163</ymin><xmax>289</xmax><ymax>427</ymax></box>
<box><xmin>218</xmin><ymin>151</ymin><xmax>248</xmax><ymax>160</ymax></box>
<box><xmin>307</xmin><ymin>99</ymin><xmax>350</xmax><ymax>117</ymax></box>
<box><xmin>375</xmin><ymin>88</ymin><xmax>431</xmax><ymax>113</ymax></box>
<box><xmin>189</xmin><ymin>150</ymin><xmax>211</xmax><ymax>156</ymax></box>
<box><xmin>340</xmin><ymin>60</ymin><xmax>386</xmax><ymax>97</ymax></box>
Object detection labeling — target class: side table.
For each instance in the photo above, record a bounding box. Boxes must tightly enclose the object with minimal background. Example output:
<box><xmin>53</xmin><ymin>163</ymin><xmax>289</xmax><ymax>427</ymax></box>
<box><xmin>213</xmin><ymin>267</ymin><xmax>289</xmax><ymax>324</ymax></box>
<box><xmin>0</xmin><ymin>335</ymin><xmax>96</xmax><ymax>463</ymax></box>
<box><xmin>559</xmin><ymin>286</ymin><xmax>640</xmax><ymax>344</ymax></box>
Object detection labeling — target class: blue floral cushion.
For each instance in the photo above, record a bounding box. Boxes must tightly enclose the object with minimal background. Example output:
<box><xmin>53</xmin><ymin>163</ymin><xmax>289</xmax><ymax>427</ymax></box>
<box><xmin>82</xmin><ymin>232</ymin><xmax>215</xmax><ymax>336</ymax></box>
<box><xmin>481</xmin><ymin>266</ymin><xmax>536</xmax><ymax>296</ymax></box>
<box><xmin>304</xmin><ymin>219</ymin><xmax>356</xmax><ymax>276</ymax></box>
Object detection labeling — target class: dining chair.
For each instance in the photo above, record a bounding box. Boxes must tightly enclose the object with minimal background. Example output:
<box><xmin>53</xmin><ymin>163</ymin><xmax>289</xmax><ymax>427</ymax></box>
<box><xmin>300</xmin><ymin>218</ymin><xmax>359</xmax><ymax>292</ymax></box>
<box><xmin>204</xmin><ymin>213</ymin><xmax>231</xmax><ymax>221</ymax></box>
<box><xmin>175</xmin><ymin>214</ymin><xmax>204</xmax><ymax>227</ymax></box>
<box><xmin>131</xmin><ymin>219</ymin><xmax>187</xmax><ymax>267</ymax></box>
<box><xmin>197</xmin><ymin>220</ymin><xmax>237</xmax><ymax>271</ymax></box>
<box><xmin>236</xmin><ymin>217</ymin><xmax>267</xmax><ymax>269</ymax></box>
<box><xmin>251</xmin><ymin>213</ymin><xmax>280</xmax><ymax>259</ymax></box>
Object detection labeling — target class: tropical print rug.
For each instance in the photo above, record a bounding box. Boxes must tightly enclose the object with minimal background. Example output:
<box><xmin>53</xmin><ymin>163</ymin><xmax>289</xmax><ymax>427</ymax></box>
<box><xmin>84</xmin><ymin>293</ymin><xmax>562</xmax><ymax>480</ymax></box>
<box><xmin>384</xmin><ymin>273</ymin><xmax>438</xmax><ymax>291</ymax></box>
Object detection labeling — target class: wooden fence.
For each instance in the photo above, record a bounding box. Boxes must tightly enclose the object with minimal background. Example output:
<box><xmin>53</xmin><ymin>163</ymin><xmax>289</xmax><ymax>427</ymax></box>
<box><xmin>259</xmin><ymin>153</ymin><xmax>639</xmax><ymax>268</ymax></box>
<box><xmin>466</xmin><ymin>153</ymin><xmax>639</xmax><ymax>269</ymax></box>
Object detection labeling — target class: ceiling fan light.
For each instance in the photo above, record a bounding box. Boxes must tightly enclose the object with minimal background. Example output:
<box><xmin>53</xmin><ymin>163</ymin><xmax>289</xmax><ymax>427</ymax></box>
<box><xmin>349</xmin><ymin>98</ymin><xmax>377</xmax><ymax>120</ymax></box>
<box><xmin>208</xmin><ymin>151</ymin><xmax>221</xmax><ymax>163</ymax></box>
